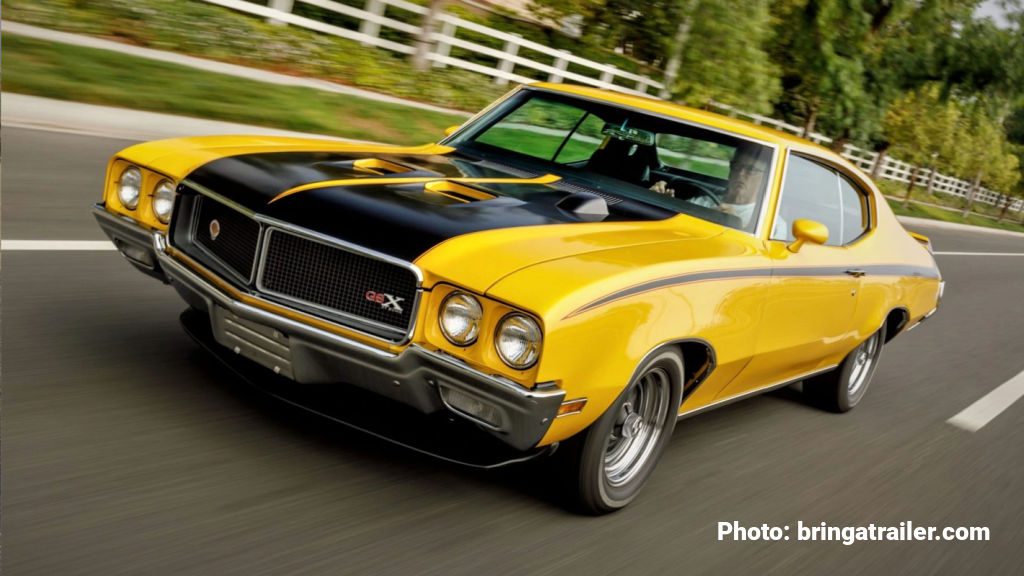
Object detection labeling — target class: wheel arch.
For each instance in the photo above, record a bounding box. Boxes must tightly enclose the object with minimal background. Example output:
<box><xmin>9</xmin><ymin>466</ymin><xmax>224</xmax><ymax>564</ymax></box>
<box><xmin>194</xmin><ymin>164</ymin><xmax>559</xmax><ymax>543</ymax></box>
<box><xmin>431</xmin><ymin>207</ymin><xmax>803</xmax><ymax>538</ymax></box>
<box><xmin>883</xmin><ymin>306</ymin><xmax>910</xmax><ymax>343</ymax></box>
<box><xmin>632</xmin><ymin>338</ymin><xmax>717</xmax><ymax>404</ymax></box>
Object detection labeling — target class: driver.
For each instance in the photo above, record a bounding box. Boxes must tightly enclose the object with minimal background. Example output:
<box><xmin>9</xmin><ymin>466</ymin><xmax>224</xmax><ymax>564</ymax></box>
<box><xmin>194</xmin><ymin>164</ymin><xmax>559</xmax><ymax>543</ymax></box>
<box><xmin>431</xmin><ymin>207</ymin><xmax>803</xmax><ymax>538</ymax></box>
<box><xmin>649</xmin><ymin>143</ymin><xmax>770</xmax><ymax>230</ymax></box>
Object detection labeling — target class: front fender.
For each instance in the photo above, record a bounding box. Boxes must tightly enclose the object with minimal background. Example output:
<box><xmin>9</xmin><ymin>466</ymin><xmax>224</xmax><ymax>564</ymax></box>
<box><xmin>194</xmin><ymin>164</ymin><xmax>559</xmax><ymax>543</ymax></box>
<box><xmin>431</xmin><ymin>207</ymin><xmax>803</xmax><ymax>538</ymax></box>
<box><xmin>487</xmin><ymin>237</ymin><xmax>772</xmax><ymax>444</ymax></box>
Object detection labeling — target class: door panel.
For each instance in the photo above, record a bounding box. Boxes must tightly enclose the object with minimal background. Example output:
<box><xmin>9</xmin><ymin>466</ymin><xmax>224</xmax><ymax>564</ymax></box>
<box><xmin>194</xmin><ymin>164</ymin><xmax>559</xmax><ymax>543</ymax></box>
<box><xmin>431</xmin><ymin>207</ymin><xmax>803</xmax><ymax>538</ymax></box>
<box><xmin>715</xmin><ymin>241</ymin><xmax>861</xmax><ymax>399</ymax></box>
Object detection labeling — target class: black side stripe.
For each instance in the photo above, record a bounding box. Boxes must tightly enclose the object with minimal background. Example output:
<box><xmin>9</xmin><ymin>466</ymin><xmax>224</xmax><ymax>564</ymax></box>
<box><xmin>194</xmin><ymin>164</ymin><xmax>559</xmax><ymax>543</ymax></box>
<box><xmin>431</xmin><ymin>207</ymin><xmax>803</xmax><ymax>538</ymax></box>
<box><xmin>566</xmin><ymin>264</ymin><xmax>940</xmax><ymax>318</ymax></box>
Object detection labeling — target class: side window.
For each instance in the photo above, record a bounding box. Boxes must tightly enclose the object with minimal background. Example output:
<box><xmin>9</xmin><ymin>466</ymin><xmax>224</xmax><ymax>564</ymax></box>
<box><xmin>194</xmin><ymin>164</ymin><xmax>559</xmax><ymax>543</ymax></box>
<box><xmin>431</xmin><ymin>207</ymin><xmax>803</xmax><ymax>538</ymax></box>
<box><xmin>771</xmin><ymin>155</ymin><xmax>843</xmax><ymax>246</ymax></box>
<box><xmin>839</xmin><ymin>174</ymin><xmax>870</xmax><ymax>244</ymax></box>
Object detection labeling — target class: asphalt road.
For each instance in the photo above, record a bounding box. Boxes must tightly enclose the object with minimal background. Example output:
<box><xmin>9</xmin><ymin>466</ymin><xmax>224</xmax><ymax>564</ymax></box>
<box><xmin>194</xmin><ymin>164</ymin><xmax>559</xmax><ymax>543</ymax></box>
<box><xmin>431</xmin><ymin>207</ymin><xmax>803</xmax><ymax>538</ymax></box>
<box><xmin>3</xmin><ymin>126</ymin><xmax>1024</xmax><ymax>575</ymax></box>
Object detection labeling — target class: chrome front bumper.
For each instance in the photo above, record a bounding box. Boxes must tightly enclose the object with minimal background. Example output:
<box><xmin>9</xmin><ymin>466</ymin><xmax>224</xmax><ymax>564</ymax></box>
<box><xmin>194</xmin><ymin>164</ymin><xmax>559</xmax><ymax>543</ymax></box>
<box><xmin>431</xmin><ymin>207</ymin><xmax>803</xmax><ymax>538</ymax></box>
<box><xmin>93</xmin><ymin>205</ymin><xmax>564</xmax><ymax>452</ymax></box>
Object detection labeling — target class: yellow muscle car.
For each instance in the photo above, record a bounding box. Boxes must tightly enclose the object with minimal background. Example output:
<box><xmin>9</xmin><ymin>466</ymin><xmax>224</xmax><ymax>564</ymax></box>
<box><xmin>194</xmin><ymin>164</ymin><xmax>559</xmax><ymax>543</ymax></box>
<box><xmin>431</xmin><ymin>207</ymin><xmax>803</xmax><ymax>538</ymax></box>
<box><xmin>93</xmin><ymin>83</ymin><xmax>943</xmax><ymax>514</ymax></box>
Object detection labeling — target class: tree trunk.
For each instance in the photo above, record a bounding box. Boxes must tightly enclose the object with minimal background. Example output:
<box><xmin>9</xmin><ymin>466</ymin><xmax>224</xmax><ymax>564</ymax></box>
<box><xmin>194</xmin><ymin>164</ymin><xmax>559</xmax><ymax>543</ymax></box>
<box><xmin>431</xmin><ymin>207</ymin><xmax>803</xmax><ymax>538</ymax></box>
<box><xmin>998</xmin><ymin>195</ymin><xmax>1012</xmax><ymax>222</ymax></box>
<box><xmin>961</xmin><ymin>171</ymin><xmax>983</xmax><ymax>218</ymax></box>
<box><xmin>829</xmin><ymin>132</ymin><xmax>848</xmax><ymax>154</ymax></box>
<box><xmin>802</xmin><ymin>107</ymin><xmax>818</xmax><ymax>138</ymax></box>
<box><xmin>870</xmin><ymin>147</ymin><xmax>889</xmax><ymax>179</ymax></box>
<box><xmin>925</xmin><ymin>167</ymin><xmax>937</xmax><ymax>196</ymax></box>
<box><xmin>902</xmin><ymin>165</ymin><xmax>919</xmax><ymax>207</ymax></box>
<box><xmin>658</xmin><ymin>1</ymin><xmax>699</xmax><ymax>99</ymax></box>
<box><xmin>412</xmin><ymin>0</ymin><xmax>447</xmax><ymax>72</ymax></box>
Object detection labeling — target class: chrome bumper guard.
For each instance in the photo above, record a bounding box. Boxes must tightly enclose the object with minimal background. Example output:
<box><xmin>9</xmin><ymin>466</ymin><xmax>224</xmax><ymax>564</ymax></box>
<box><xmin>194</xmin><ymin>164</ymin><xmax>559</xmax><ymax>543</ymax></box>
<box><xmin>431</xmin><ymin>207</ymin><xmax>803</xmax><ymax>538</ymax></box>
<box><xmin>94</xmin><ymin>205</ymin><xmax>563</xmax><ymax>453</ymax></box>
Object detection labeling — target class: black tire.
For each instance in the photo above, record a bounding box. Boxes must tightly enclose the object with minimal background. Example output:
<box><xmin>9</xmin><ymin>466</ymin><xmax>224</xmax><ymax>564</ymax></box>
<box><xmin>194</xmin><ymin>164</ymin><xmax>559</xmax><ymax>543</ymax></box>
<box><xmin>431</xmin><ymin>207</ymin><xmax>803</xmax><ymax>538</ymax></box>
<box><xmin>805</xmin><ymin>324</ymin><xmax>886</xmax><ymax>413</ymax></box>
<box><xmin>563</xmin><ymin>349</ymin><xmax>683</xmax><ymax>515</ymax></box>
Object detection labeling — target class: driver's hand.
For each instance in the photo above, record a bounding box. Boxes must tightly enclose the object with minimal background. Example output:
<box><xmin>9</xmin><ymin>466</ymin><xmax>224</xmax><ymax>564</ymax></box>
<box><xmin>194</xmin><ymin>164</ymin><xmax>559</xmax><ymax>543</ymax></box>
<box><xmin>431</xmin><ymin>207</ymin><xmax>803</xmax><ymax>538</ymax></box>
<box><xmin>649</xmin><ymin>180</ymin><xmax>674</xmax><ymax>197</ymax></box>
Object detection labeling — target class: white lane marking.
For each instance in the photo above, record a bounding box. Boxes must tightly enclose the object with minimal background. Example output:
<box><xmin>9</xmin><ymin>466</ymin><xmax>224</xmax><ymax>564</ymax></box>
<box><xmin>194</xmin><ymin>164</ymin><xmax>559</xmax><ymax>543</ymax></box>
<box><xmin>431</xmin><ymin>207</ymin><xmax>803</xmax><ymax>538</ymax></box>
<box><xmin>1</xmin><ymin>240</ymin><xmax>116</xmax><ymax>251</ymax></box>
<box><xmin>934</xmin><ymin>251</ymin><xmax>1024</xmax><ymax>256</ymax></box>
<box><xmin>948</xmin><ymin>369</ymin><xmax>1024</xmax><ymax>432</ymax></box>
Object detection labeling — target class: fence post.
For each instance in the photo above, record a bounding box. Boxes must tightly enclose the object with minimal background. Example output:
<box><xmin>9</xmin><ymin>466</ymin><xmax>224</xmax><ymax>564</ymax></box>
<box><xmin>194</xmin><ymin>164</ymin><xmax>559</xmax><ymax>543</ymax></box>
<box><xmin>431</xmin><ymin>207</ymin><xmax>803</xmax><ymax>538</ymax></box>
<box><xmin>925</xmin><ymin>167</ymin><xmax>937</xmax><ymax>196</ymax></box>
<box><xmin>267</xmin><ymin>0</ymin><xmax>294</xmax><ymax>26</ymax></box>
<box><xmin>495</xmin><ymin>34</ymin><xmax>521</xmax><ymax>85</ymax></box>
<box><xmin>358</xmin><ymin>0</ymin><xmax>386</xmax><ymax>44</ymax></box>
<box><xmin>635</xmin><ymin>77</ymin><xmax>651</xmax><ymax>94</ymax></box>
<box><xmin>598</xmin><ymin>65</ymin><xmax>617</xmax><ymax>89</ymax></box>
<box><xmin>549</xmin><ymin>50</ymin><xmax>570</xmax><ymax>83</ymax></box>
<box><xmin>432</xmin><ymin>20</ymin><xmax>455</xmax><ymax>68</ymax></box>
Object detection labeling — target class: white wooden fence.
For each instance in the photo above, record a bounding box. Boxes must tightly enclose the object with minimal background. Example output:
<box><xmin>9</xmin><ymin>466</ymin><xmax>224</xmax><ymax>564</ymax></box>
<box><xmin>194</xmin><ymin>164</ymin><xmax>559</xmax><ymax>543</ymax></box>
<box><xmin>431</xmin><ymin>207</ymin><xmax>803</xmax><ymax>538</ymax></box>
<box><xmin>707</xmin><ymin>102</ymin><xmax>1024</xmax><ymax>214</ymax></box>
<box><xmin>206</xmin><ymin>0</ymin><xmax>1021</xmax><ymax>214</ymax></box>
<box><xmin>211</xmin><ymin>0</ymin><xmax>662</xmax><ymax>95</ymax></box>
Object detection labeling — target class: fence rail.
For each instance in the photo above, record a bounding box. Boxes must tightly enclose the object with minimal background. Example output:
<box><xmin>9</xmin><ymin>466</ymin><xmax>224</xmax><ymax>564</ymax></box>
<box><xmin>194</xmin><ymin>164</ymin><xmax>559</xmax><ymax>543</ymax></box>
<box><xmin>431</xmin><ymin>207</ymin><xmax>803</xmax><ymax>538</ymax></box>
<box><xmin>207</xmin><ymin>0</ymin><xmax>1021</xmax><ymax>214</ymax></box>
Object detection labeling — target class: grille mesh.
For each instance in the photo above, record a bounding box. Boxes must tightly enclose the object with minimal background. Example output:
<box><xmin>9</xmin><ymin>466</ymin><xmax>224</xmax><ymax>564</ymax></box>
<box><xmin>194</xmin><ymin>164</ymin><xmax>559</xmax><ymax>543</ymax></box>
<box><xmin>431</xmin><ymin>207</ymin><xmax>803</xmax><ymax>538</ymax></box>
<box><xmin>260</xmin><ymin>229</ymin><xmax>418</xmax><ymax>333</ymax></box>
<box><xmin>194</xmin><ymin>197</ymin><xmax>261</xmax><ymax>279</ymax></box>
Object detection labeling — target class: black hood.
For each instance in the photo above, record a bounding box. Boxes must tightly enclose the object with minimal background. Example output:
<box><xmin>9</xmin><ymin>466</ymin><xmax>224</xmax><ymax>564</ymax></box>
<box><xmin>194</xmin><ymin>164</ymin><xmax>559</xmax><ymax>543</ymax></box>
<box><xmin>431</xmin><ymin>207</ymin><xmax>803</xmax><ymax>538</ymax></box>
<box><xmin>183</xmin><ymin>150</ymin><xmax>670</xmax><ymax>261</ymax></box>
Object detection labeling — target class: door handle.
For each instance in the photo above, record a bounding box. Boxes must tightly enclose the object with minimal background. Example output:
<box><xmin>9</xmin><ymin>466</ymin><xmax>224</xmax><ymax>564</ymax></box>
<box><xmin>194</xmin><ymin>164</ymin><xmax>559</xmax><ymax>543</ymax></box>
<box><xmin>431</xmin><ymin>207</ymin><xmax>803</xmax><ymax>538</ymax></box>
<box><xmin>844</xmin><ymin>269</ymin><xmax>867</xmax><ymax>277</ymax></box>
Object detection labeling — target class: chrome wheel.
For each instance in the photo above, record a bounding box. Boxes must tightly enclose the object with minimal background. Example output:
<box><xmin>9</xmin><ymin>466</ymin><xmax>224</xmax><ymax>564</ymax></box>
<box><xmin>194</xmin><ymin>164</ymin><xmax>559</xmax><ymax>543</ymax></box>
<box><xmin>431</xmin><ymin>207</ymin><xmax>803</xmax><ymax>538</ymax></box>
<box><xmin>603</xmin><ymin>367</ymin><xmax>672</xmax><ymax>487</ymax></box>
<box><xmin>848</xmin><ymin>331</ymin><xmax>881</xmax><ymax>397</ymax></box>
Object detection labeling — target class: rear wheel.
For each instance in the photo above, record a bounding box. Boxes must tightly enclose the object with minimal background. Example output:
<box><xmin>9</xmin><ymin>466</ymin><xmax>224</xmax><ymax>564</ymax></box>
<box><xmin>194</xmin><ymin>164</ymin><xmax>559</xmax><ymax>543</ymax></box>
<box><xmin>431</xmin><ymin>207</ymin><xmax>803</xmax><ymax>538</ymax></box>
<box><xmin>805</xmin><ymin>325</ymin><xmax>886</xmax><ymax>412</ymax></box>
<box><xmin>565</xmin><ymin>349</ymin><xmax>683</xmax><ymax>514</ymax></box>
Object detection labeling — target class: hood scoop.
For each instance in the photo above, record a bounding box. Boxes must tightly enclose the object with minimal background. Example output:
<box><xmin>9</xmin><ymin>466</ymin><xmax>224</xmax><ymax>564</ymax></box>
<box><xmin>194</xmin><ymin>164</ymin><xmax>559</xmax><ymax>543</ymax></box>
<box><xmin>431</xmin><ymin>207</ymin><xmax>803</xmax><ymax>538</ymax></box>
<box><xmin>316</xmin><ymin>157</ymin><xmax>417</xmax><ymax>176</ymax></box>
<box><xmin>423</xmin><ymin>180</ymin><xmax>496</xmax><ymax>202</ymax></box>
<box><xmin>556</xmin><ymin>192</ymin><xmax>609</xmax><ymax>221</ymax></box>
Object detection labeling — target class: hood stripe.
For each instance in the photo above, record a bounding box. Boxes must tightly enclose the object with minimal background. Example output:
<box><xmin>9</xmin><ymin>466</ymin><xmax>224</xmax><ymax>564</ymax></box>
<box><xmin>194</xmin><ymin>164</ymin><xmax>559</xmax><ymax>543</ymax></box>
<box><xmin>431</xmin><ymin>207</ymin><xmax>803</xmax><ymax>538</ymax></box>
<box><xmin>269</xmin><ymin>173</ymin><xmax>562</xmax><ymax>204</ymax></box>
<box><xmin>565</xmin><ymin>264</ymin><xmax>940</xmax><ymax>319</ymax></box>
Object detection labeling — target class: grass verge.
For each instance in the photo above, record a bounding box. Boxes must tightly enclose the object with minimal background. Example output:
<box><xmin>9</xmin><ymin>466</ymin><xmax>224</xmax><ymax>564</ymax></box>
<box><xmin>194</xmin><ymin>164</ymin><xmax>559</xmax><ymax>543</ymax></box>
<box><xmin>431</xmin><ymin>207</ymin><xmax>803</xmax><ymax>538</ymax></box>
<box><xmin>887</xmin><ymin>200</ymin><xmax>1024</xmax><ymax>234</ymax></box>
<box><xmin>2</xmin><ymin>34</ymin><xmax>466</xmax><ymax>144</ymax></box>
<box><xmin>877</xmin><ymin>180</ymin><xmax>1024</xmax><ymax>234</ymax></box>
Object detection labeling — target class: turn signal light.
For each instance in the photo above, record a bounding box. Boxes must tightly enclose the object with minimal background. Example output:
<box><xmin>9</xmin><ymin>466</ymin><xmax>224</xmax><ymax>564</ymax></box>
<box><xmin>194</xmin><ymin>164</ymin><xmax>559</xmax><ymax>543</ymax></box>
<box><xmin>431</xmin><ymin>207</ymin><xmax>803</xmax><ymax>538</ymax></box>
<box><xmin>557</xmin><ymin>398</ymin><xmax>588</xmax><ymax>417</ymax></box>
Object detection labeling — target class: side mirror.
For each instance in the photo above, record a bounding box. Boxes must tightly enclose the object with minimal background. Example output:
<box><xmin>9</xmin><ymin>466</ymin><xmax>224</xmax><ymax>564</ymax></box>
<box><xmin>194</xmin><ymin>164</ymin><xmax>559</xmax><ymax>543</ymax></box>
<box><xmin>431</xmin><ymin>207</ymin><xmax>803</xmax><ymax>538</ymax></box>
<box><xmin>443</xmin><ymin>125</ymin><xmax>461</xmax><ymax>137</ymax></box>
<box><xmin>788</xmin><ymin>219</ymin><xmax>829</xmax><ymax>253</ymax></box>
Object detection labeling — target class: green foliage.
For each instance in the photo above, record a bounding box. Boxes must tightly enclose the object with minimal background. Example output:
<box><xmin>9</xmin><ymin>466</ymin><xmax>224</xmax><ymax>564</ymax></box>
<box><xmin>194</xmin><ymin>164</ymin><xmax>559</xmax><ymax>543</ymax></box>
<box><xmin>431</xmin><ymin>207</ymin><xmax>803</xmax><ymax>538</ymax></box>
<box><xmin>6</xmin><ymin>0</ymin><xmax>1024</xmax><ymax>191</ymax></box>
<box><xmin>671</xmin><ymin>0</ymin><xmax>781</xmax><ymax>114</ymax></box>
<box><xmin>2</xmin><ymin>34</ymin><xmax>466</xmax><ymax>143</ymax></box>
<box><xmin>883</xmin><ymin>85</ymin><xmax>962</xmax><ymax>168</ymax></box>
<box><xmin>4</xmin><ymin>0</ymin><xmax>506</xmax><ymax>111</ymax></box>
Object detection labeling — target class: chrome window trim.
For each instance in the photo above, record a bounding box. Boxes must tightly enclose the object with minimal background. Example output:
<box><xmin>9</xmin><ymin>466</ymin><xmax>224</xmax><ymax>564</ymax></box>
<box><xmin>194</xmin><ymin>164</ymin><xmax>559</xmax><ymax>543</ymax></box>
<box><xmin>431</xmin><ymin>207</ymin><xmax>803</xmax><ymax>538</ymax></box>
<box><xmin>749</xmin><ymin>144</ymin><xmax>779</xmax><ymax>238</ymax></box>
<box><xmin>836</xmin><ymin>172</ymin><xmax>873</xmax><ymax>247</ymax></box>
<box><xmin>178</xmin><ymin>179</ymin><xmax>424</xmax><ymax>345</ymax></box>
<box><xmin>678</xmin><ymin>363</ymin><xmax>838</xmax><ymax>420</ymax></box>
<box><xmin>771</xmin><ymin>150</ymin><xmax>876</xmax><ymax>246</ymax></box>
<box><xmin>835</xmin><ymin>164</ymin><xmax>846</xmax><ymax>244</ymax></box>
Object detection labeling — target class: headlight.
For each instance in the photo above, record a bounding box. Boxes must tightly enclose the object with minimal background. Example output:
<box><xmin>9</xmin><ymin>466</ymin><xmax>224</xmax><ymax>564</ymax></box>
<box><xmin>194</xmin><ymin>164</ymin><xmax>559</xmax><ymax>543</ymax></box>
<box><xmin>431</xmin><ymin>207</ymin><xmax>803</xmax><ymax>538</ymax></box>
<box><xmin>152</xmin><ymin>180</ymin><xmax>175</xmax><ymax>224</ymax></box>
<box><xmin>117</xmin><ymin>166</ymin><xmax>142</xmax><ymax>209</ymax></box>
<box><xmin>439</xmin><ymin>292</ymin><xmax>482</xmax><ymax>345</ymax></box>
<box><xmin>495</xmin><ymin>314</ymin><xmax>542</xmax><ymax>369</ymax></box>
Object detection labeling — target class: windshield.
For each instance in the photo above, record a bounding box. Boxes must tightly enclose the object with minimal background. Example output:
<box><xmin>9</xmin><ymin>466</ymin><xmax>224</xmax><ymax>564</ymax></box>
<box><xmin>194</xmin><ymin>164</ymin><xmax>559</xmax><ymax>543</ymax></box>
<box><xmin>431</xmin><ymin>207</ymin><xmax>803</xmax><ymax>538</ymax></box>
<box><xmin>448</xmin><ymin>90</ymin><xmax>774</xmax><ymax>233</ymax></box>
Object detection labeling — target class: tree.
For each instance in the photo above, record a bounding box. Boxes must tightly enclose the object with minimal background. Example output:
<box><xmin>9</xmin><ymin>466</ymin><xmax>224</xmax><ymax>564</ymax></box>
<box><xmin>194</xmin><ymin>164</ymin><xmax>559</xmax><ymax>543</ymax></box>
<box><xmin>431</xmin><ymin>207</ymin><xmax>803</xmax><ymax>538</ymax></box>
<box><xmin>955</xmin><ymin>107</ymin><xmax>1011</xmax><ymax>216</ymax></box>
<box><xmin>882</xmin><ymin>85</ymin><xmax>962</xmax><ymax>205</ymax></box>
<box><xmin>770</xmin><ymin>0</ymin><xmax>979</xmax><ymax>148</ymax></box>
<box><xmin>666</xmin><ymin>0</ymin><xmax>781</xmax><ymax>113</ymax></box>
<box><xmin>530</xmin><ymin>0</ymin><xmax>781</xmax><ymax>112</ymax></box>
<box><xmin>412</xmin><ymin>0</ymin><xmax>448</xmax><ymax>72</ymax></box>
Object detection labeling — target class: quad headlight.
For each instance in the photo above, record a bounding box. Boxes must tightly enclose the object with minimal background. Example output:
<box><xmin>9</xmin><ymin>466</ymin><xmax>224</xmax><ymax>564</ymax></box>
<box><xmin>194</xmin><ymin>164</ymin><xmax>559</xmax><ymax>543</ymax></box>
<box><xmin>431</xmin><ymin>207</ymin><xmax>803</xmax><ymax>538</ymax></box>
<box><xmin>495</xmin><ymin>313</ymin><xmax>542</xmax><ymax>369</ymax></box>
<box><xmin>439</xmin><ymin>292</ymin><xmax>482</xmax><ymax>346</ymax></box>
<box><xmin>152</xmin><ymin>179</ymin><xmax>176</xmax><ymax>223</ymax></box>
<box><xmin>117</xmin><ymin>166</ymin><xmax>142</xmax><ymax>209</ymax></box>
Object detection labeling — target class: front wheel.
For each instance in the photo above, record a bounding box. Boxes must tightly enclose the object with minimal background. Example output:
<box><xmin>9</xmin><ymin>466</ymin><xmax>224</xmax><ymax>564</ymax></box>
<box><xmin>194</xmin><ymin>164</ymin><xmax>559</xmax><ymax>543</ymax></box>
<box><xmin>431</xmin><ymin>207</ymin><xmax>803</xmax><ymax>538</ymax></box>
<box><xmin>805</xmin><ymin>325</ymin><xmax>886</xmax><ymax>412</ymax></box>
<box><xmin>564</xmin><ymin>349</ymin><xmax>683</xmax><ymax>514</ymax></box>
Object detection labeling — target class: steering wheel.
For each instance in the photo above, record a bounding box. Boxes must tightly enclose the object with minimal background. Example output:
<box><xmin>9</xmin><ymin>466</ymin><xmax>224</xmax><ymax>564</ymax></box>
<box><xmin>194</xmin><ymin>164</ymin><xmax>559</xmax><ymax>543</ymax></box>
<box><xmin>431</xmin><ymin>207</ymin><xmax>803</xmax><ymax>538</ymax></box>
<box><xmin>671</xmin><ymin>180</ymin><xmax>721</xmax><ymax>206</ymax></box>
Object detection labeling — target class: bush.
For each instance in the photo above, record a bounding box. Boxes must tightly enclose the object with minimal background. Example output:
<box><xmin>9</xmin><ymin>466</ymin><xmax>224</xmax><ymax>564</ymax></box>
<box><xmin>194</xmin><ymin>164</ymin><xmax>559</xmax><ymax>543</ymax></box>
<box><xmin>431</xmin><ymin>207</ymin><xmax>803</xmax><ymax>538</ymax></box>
<box><xmin>5</xmin><ymin>0</ymin><xmax>506</xmax><ymax>111</ymax></box>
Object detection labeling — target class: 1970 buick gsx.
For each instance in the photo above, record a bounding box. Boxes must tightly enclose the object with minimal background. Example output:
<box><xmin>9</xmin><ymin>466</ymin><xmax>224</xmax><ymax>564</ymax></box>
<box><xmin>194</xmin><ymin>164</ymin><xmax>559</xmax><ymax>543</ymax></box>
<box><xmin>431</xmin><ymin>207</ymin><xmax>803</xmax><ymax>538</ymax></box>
<box><xmin>93</xmin><ymin>83</ymin><xmax>943</xmax><ymax>513</ymax></box>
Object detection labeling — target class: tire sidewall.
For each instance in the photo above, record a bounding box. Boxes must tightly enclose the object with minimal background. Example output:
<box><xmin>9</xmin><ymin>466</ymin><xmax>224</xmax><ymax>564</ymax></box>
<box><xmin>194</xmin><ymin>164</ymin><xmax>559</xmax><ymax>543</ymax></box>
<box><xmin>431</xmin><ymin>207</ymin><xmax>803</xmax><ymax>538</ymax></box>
<box><xmin>579</xmin><ymin>349</ymin><xmax>684</xmax><ymax>512</ymax></box>
<box><xmin>837</xmin><ymin>325</ymin><xmax>886</xmax><ymax>411</ymax></box>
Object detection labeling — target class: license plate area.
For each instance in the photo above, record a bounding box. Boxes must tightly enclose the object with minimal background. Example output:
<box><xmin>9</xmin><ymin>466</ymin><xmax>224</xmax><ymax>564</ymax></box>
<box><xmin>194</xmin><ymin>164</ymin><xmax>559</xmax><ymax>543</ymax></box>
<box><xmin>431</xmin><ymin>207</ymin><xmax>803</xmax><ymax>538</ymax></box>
<box><xmin>211</xmin><ymin>306</ymin><xmax>294</xmax><ymax>379</ymax></box>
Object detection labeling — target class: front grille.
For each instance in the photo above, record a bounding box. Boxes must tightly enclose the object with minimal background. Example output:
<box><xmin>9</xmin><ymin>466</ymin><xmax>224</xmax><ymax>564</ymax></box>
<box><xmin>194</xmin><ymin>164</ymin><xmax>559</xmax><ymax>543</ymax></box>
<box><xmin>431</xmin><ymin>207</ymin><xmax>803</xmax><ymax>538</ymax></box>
<box><xmin>194</xmin><ymin>197</ymin><xmax>261</xmax><ymax>280</ymax></box>
<box><xmin>258</xmin><ymin>228</ymin><xmax>418</xmax><ymax>334</ymax></box>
